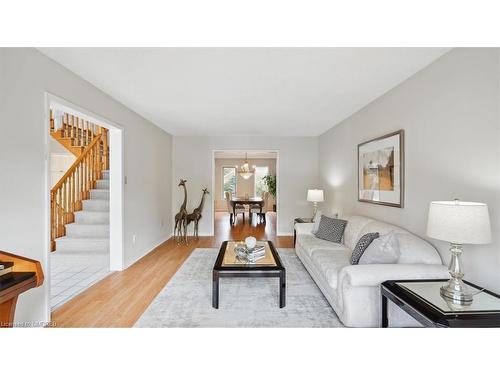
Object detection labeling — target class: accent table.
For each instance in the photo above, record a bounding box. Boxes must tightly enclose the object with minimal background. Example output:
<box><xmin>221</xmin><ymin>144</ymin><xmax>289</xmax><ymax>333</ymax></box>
<box><xmin>381</xmin><ymin>279</ymin><xmax>500</xmax><ymax>327</ymax></box>
<box><xmin>212</xmin><ymin>240</ymin><xmax>286</xmax><ymax>309</ymax></box>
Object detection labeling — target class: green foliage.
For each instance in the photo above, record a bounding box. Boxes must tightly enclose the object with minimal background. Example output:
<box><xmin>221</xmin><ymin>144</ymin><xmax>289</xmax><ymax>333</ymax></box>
<box><xmin>262</xmin><ymin>174</ymin><xmax>277</xmax><ymax>198</ymax></box>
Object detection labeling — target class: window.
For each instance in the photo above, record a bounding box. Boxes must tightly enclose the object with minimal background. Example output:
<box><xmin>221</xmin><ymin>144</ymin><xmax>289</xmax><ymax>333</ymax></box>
<box><xmin>254</xmin><ymin>166</ymin><xmax>269</xmax><ymax>196</ymax></box>
<box><xmin>222</xmin><ymin>167</ymin><xmax>236</xmax><ymax>198</ymax></box>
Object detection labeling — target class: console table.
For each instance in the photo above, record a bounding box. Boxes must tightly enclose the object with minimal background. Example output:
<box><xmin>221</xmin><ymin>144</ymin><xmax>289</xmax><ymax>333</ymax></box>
<box><xmin>381</xmin><ymin>279</ymin><xmax>500</xmax><ymax>328</ymax></box>
<box><xmin>0</xmin><ymin>250</ymin><xmax>44</xmax><ymax>328</ymax></box>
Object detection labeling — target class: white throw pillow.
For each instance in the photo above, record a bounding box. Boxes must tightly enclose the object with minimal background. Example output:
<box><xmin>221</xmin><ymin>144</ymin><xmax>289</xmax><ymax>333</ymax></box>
<box><xmin>358</xmin><ymin>231</ymin><xmax>401</xmax><ymax>264</ymax></box>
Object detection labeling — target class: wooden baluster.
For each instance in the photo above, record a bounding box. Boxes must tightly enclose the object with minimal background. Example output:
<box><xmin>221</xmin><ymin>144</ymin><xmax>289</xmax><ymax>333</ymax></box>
<box><xmin>81</xmin><ymin>119</ymin><xmax>85</xmax><ymax>147</ymax></box>
<box><xmin>75</xmin><ymin>165</ymin><xmax>79</xmax><ymax>205</ymax></box>
<box><xmin>86</xmin><ymin>120</ymin><xmax>89</xmax><ymax>147</ymax></box>
<box><xmin>80</xmin><ymin>163</ymin><xmax>84</xmax><ymax>200</ymax></box>
<box><xmin>102</xmin><ymin>129</ymin><xmax>108</xmax><ymax>170</ymax></box>
<box><xmin>74</xmin><ymin>115</ymin><xmax>78</xmax><ymax>142</ymax></box>
<box><xmin>94</xmin><ymin>144</ymin><xmax>98</xmax><ymax>182</ymax></box>
<box><xmin>75</xmin><ymin>117</ymin><xmax>79</xmax><ymax>147</ymax></box>
<box><xmin>68</xmin><ymin>115</ymin><xmax>73</xmax><ymax>140</ymax></box>
<box><xmin>97</xmin><ymin>137</ymin><xmax>102</xmax><ymax>178</ymax></box>
<box><xmin>88</xmin><ymin>121</ymin><xmax>92</xmax><ymax>145</ymax></box>
<box><xmin>57</xmin><ymin>190</ymin><xmax>62</xmax><ymax>237</ymax></box>
<box><xmin>64</xmin><ymin>114</ymin><xmax>67</xmax><ymax>139</ymax></box>
<box><xmin>70</xmin><ymin>173</ymin><xmax>74</xmax><ymax>215</ymax></box>
<box><xmin>83</xmin><ymin>155</ymin><xmax>86</xmax><ymax>197</ymax></box>
<box><xmin>85</xmin><ymin>121</ymin><xmax>90</xmax><ymax>147</ymax></box>
<box><xmin>82</xmin><ymin>118</ymin><xmax>86</xmax><ymax>147</ymax></box>
<box><xmin>63</xmin><ymin>114</ymin><xmax>67</xmax><ymax>138</ymax></box>
<box><xmin>93</xmin><ymin>145</ymin><xmax>96</xmax><ymax>184</ymax></box>
<box><xmin>50</xmin><ymin>109</ymin><xmax>54</xmax><ymax>132</ymax></box>
<box><xmin>86</xmin><ymin>152</ymin><xmax>89</xmax><ymax>193</ymax></box>
<box><xmin>83</xmin><ymin>120</ymin><xmax>88</xmax><ymax>147</ymax></box>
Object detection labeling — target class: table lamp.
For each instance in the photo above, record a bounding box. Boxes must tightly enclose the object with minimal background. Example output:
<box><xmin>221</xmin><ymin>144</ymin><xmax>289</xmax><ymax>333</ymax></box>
<box><xmin>426</xmin><ymin>199</ymin><xmax>491</xmax><ymax>305</ymax></box>
<box><xmin>307</xmin><ymin>189</ymin><xmax>324</xmax><ymax>218</ymax></box>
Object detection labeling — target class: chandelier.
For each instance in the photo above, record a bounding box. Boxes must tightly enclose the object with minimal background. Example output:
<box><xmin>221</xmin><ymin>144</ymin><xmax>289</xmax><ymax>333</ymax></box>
<box><xmin>237</xmin><ymin>153</ymin><xmax>255</xmax><ymax>179</ymax></box>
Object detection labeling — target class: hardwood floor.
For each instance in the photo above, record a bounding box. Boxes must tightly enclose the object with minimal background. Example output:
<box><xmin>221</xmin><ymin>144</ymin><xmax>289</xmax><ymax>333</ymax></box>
<box><xmin>51</xmin><ymin>211</ymin><xmax>293</xmax><ymax>327</ymax></box>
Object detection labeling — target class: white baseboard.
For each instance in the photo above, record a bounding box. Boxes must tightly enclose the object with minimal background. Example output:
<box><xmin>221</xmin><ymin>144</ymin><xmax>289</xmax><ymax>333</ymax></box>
<box><xmin>125</xmin><ymin>233</ymin><xmax>172</xmax><ymax>269</ymax></box>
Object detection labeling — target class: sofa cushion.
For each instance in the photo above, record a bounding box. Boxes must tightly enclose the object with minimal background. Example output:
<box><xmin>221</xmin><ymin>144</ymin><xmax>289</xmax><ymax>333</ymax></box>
<box><xmin>396</xmin><ymin>233</ymin><xmax>443</xmax><ymax>265</ymax></box>
<box><xmin>311</xmin><ymin>249</ymin><xmax>351</xmax><ymax>289</ymax></box>
<box><xmin>359</xmin><ymin>231</ymin><xmax>400</xmax><ymax>264</ymax></box>
<box><xmin>357</xmin><ymin>220</ymin><xmax>409</xmax><ymax>240</ymax></box>
<box><xmin>351</xmin><ymin>232</ymin><xmax>380</xmax><ymax>265</ymax></box>
<box><xmin>358</xmin><ymin>220</ymin><xmax>442</xmax><ymax>265</ymax></box>
<box><xmin>315</xmin><ymin>215</ymin><xmax>347</xmax><ymax>243</ymax></box>
<box><xmin>342</xmin><ymin>215</ymin><xmax>375</xmax><ymax>249</ymax></box>
<box><xmin>297</xmin><ymin>234</ymin><xmax>348</xmax><ymax>258</ymax></box>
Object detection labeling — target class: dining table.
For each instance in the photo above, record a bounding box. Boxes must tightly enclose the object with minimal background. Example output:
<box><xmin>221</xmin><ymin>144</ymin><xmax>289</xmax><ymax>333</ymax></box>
<box><xmin>230</xmin><ymin>196</ymin><xmax>264</xmax><ymax>224</ymax></box>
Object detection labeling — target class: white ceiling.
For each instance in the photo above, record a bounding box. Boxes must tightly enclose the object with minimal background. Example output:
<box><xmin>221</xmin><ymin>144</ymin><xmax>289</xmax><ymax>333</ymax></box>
<box><xmin>214</xmin><ymin>151</ymin><xmax>277</xmax><ymax>159</ymax></box>
<box><xmin>39</xmin><ymin>48</ymin><xmax>450</xmax><ymax>136</ymax></box>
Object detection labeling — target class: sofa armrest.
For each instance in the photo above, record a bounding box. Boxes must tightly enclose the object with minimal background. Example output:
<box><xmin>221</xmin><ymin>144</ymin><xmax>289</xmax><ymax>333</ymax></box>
<box><xmin>339</xmin><ymin>263</ymin><xmax>449</xmax><ymax>287</ymax></box>
<box><xmin>294</xmin><ymin>222</ymin><xmax>314</xmax><ymax>234</ymax></box>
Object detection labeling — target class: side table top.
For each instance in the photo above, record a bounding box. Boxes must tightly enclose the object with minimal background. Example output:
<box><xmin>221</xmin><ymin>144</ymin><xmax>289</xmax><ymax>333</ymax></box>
<box><xmin>295</xmin><ymin>217</ymin><xmax>313</xmax><ymax>223</ymax></box>
<box><xmin>382</xmin><ymin>279</ymin><xmax>500</xmax><ymax>327</ymax></box>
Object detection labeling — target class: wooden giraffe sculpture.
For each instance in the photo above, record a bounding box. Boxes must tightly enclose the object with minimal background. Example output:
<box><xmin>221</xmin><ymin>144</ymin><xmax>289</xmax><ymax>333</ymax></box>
<box><xmin>186</xmin><ymin>188</ymin><xmax>209</xmax><ymax>239</ymax></box>
<box><xmin>174</xmin><ymin>179</ymin><xmax>188</xmax><ymax>244</ymax></box>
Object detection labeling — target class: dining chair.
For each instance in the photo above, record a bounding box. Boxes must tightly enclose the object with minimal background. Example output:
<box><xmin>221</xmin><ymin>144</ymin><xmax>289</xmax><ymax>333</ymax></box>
<box><xmin>225</xmin><ymin>191</ymin><xmax>246</xmax><ymax>225</ymax></box>
<box><xmin>249</xmin><ymin>191</ymin><xmax>269</xmax><ymax>224</ymax></box>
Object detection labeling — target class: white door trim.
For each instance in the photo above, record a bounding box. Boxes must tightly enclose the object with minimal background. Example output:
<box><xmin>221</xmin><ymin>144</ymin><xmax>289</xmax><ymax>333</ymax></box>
<box><xmin>44</xmin><ymin>93</ymin><xmax>125</xmax><ymax>322</ymax></box>
<box><xmin>210</xmin><ymin>149</ymin><xmax>279</xmax><ymax>235</ymax></box>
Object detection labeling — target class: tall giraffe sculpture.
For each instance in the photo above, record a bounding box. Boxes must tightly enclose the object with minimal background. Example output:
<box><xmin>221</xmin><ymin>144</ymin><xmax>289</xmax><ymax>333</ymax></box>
<box><xmin>174</xmin><ymin>179</ymin><xmax>188</xmax><ymax>244</ymax></box>
<box><xmin>186</xmin><ymin>188</ymin><xmax>209</xmax><ymax>239</ymax></box>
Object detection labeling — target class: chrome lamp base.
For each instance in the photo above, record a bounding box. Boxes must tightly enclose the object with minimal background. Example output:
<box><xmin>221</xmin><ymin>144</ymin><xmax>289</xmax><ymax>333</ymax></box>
<box><xmin>312</xmin><ymin>202</ymin><xmax>318</xmax><ymax>219</ymax></box>
<box><xmin>440</xmin><ymin>243</ymin><xmax>473</xmax><ymax>306</ymax></box>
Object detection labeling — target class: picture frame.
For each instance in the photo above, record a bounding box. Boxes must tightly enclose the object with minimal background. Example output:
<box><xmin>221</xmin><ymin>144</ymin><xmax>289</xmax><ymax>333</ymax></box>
<box><xmin>358</xmin><ymin>130</ymin><xmax>404</xmax><ymax>208</ymax></box>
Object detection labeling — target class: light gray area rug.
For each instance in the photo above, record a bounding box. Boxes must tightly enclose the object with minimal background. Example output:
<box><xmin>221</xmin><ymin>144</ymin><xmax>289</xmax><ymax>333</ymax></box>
<box><xmin>135</xmin><ymin>248</ymin><xmax>343</xmax><ymax>327</ymax></box>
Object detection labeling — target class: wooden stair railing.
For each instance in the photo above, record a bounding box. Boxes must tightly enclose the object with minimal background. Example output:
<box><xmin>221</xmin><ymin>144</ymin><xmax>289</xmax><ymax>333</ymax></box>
<box><xmin>50</xmin><ymin>110</ymin><xmax>109</xmax><ymax>163</ymax></box>
<box><xmin>50</xmin><ymin>133</ymin><xmax>106</xmax><ymax>251</ymax></box>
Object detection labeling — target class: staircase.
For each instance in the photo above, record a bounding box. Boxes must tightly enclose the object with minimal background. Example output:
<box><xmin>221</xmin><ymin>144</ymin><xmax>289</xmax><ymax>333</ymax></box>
<box><xmin>50</xmin><ymin>110</ymin><xmax>110</xmax><ymax>252</ymax></box>
<box><xmin>55</xmin><ymin>170</ymin><xmax>110</xmax><ymax>252</ymax></box>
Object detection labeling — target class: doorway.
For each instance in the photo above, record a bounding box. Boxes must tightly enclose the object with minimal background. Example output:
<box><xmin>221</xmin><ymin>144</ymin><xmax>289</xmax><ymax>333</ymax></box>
<box><xmin>44</xmin><ymin>94</ymin><xmax>124</xmax><ymax>319</ymax></box>
<box><xmin>211</xmin><ymin>150</ymin><xmax>279</xmax><ymax>241</ymax></box>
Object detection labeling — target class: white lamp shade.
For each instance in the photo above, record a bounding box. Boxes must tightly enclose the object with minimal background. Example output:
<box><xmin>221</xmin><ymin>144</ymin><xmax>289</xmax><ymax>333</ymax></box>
<box><xmin>426</xmin><ymin>201</ymin><xmax>491</xmax><ymax>244</ymax></box>
<box><xmin>307</xmin><ymin>189</ymin><xmax>324</xmax><ymax>202</ymax></box>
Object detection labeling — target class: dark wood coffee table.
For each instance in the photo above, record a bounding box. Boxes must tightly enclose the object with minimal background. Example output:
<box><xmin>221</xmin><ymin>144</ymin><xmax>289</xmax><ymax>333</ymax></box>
<box><xmin>212</xmin><ymin>240</ymin><xmax>286</xmax><ymax>309</ymax></box>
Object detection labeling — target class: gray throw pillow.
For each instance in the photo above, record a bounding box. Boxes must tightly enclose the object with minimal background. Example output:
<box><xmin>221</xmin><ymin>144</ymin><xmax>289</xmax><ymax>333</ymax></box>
<box><xmin>350</xmin><ymin>232</ymin><xmax>380</xmax><ymax>265</ymax></box>
<box><xmin>314</xmin><ymin>215</ymin><xmax>347</xmax><ymax>243</ymax></box>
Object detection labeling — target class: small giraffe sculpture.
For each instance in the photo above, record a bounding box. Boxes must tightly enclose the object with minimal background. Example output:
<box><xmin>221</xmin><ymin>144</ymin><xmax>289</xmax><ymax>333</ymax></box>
<box><xmin>174</xmin><ymin>179</ymin><xmax>188</xmax><ymax>244</ymax></box>
<box><xmin>186</xmin><ymin>188</ymin><xmax>209</xmax><ymax>239</ymax></box>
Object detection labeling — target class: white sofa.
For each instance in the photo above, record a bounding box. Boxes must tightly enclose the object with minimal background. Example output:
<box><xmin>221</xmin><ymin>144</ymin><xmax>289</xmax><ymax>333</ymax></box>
<box><xmin>295</xmin><ymin>214</ymin><xmax>449</xmax><ymax>327</ymax></box>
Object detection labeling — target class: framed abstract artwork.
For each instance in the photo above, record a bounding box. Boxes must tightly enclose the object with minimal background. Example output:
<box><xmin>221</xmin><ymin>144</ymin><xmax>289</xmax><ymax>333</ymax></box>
<box><xmin>358</xmin><ymin>130</ymin><xmax>404</xmax><ymax>208</ymax></box>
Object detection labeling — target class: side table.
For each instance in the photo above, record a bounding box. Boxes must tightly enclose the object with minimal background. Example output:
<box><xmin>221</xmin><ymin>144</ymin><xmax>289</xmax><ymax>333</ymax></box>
<box><xmin>294</xmin><ymin>217</ymin><xmax>313</xmax><ymax>246</ymax></box>
<box><xmin>381</xmin><ymin>279</ymin><xmax>500</xmax><ymax>327</ymax></box>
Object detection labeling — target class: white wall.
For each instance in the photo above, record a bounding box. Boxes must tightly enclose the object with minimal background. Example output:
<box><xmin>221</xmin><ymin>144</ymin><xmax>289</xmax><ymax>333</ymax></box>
<box><xmin>0</xmin><ymin>48</ymin><xmax>173</xmax><ymax>324</ymax></box>
<box><xmin>319</xmin><ymin>48</ymin><xmax>500</xmax><ymax>293</ymax></box>
<box><xmin>173</xmin><ymin>136</ymin><xmax>318</xmax><ymax>235</ymax></box>
<box><xmin>214</xmin><ymin>157</ymin><xmax>276</xmax><ymax>211</ymax></box>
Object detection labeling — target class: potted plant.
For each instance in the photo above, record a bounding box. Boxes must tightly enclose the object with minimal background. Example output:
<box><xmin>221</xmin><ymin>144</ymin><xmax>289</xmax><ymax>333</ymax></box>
<box><xmin>262</xmin><ymin>174</ymin><xmax>277</xmax><ymax>212</ymax></box>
